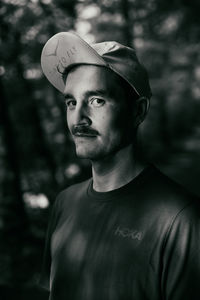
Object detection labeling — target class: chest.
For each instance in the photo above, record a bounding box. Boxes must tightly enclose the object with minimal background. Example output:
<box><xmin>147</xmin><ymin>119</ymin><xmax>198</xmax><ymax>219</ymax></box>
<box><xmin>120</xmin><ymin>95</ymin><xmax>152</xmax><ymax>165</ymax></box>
<box><xmin>50</xmin><ymin>201</ymin><xmax>161</xmax><ymax>300</ymax></box>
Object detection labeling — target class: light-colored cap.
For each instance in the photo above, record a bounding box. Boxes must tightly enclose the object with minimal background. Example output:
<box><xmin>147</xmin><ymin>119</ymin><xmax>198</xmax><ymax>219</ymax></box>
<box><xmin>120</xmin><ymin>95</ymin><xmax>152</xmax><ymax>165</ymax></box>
<box><xmin>41</xmin><ymin>32</ymin><xmax>152</xmax><ymax>99</ymax></box>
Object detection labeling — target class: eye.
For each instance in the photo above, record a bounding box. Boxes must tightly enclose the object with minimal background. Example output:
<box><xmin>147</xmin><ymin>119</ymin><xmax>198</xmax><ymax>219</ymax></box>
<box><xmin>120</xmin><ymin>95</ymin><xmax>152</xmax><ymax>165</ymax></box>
<box><xmin>89</xmin><ymin>97</ymin><xmax>105</xmax><ymax>107</ymax></box>
<box><xmin>65</xmin><ymin>99</ymin><xmax>76</xmax><ymax>110</ymax></box>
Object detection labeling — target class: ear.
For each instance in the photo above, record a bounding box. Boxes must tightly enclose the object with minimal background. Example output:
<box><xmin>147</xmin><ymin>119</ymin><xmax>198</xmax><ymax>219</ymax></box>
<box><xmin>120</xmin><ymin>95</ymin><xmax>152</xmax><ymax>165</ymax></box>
<box><xmin>133</xmin><ymin>97</ymin><xmax>150</xmax><ymax>127</ymax></box>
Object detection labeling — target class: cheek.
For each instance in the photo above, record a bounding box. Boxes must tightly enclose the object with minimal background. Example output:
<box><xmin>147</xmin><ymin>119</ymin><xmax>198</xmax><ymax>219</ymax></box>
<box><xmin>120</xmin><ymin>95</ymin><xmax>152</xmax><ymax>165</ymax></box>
<box><xmin>100</xmin><ymin>113</ymin><xmax>123</xmax><ymax>137</ymax></box>
<box><xmin>66</xmin><ymin>118</ymin><xmax>70</xmax><ymax>131</ymax></box>
<box><xmin>93</xmin><ymin>106</ymin><xmax>129</xmax><ymax>136</ymax></box>
<box><xmin>66</xmin><ymin>112</ymin><xmax>73</xmax><ymax>131</ymax></box>
<box><xmin>110</xmin><ymin>110</ymin><xmax>126</xmax><ymax>131</ymax></box>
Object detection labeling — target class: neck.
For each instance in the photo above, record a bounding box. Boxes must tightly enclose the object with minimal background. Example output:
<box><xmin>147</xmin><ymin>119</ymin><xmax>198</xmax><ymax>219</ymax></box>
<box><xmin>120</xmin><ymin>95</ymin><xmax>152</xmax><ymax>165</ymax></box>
<box><xmin>91</xmin><ymin>144</ymin><xmax>147</xmax><ymax>192</ymax></box>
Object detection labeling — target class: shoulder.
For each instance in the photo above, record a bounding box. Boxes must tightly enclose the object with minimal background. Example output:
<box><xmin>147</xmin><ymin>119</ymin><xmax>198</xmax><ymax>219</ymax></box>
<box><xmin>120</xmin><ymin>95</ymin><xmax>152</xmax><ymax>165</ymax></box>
<box><xmin>48</xmin><ymin>178</ymin><xmax>91</xmax><ymax>226</ymax></box>
<box><xmin>58</xmin><ymin>178</ymin><xmax>91</xmax><ymax>198</ymax></box>
<box><xmin>143</xmin><ymin>164</ymin><xmax>199</xmax><ymax>210</ymax></box>
<box><xmin>55</xmin><ymin>178</ymin><xmax>91</xmax><ymax>209</ymax></box>
<box><xmin>144</xmin><ymin>167</ymin><xmax>200</xmax><ymax>295</ymax></box>
<box><xmin>136</xmin><ymin>165</ymin><xmax>200</xmax><ymax>235</ymax></box>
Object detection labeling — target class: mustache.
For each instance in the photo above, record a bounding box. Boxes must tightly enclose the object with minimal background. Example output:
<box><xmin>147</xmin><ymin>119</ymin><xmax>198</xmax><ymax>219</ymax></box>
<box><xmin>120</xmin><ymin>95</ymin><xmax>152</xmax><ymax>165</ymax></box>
<box><xmin>72</xmin><ymin>125</ymin><xmax>99</xmax><ymax>136</ymax></box>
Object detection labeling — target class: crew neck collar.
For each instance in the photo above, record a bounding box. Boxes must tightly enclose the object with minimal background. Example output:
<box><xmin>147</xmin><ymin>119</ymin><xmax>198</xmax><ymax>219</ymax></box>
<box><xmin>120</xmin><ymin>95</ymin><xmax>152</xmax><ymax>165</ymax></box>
<box><xmin>87</xmin><ymin>164</ymin><xmax>154</xmax><ymax>201</ymax></box>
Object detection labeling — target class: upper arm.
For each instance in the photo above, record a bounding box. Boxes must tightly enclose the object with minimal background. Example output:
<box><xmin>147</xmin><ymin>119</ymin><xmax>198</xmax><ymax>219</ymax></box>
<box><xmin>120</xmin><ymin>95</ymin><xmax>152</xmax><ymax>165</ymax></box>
<box><xmin>161</xmin><ymin>202</ymin><xmax>200</xmax><ymax>299</ymax></box>
<box><xmin>38</xmin><ymin>196</ymin><xmax>62</xmax><ymax>290</ymax></box>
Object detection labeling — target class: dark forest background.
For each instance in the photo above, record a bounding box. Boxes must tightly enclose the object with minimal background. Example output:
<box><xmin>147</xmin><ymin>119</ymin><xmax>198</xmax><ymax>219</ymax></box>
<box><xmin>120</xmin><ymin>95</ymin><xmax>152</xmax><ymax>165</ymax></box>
<box><xmin>1</xmin><ymin>0</ymin><xmax>200</xmax><ymax>299</ymax></box>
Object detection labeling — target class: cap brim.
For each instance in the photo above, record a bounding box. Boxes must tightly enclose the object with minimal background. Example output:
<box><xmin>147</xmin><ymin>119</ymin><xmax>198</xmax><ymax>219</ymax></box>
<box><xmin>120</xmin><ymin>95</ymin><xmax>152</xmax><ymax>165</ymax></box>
<box><xmin>41</xmin><ymin>32</ymin><xmax>107</xmax><ymax>93</ymax></box>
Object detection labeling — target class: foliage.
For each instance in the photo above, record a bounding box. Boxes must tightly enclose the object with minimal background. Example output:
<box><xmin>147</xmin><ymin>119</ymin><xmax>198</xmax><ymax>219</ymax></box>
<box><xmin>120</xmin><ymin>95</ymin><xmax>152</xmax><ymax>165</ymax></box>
<box><xmin>0</xmin><ymin>0</ymin><xmax>200</xmax><ymax>298</ymax></box>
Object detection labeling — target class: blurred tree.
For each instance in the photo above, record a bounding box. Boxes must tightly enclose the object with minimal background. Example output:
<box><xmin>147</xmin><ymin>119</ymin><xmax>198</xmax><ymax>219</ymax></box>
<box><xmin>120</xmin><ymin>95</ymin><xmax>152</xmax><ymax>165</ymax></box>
<box><xmin>0</xmin><ymin>77</ymin><xmax>29</xmax><ymax>290</ymax></box>
<box><xmin>0</xmin><ymin>0</ymin><xmax>200</xmax><ymax>298</ymax></box>
<box><xmin>0</xmin><ymin>0</ymin><xmax>82</xmax><ymax>297</ymax></box>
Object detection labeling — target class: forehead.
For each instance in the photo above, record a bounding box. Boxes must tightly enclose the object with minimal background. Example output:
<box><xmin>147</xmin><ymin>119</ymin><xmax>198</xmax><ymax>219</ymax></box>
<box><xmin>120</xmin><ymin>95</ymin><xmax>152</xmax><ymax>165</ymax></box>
<box><xmin>64</xmin><ymin>65</ymin><xmax>122</xmax><ymax>96</ymax></box>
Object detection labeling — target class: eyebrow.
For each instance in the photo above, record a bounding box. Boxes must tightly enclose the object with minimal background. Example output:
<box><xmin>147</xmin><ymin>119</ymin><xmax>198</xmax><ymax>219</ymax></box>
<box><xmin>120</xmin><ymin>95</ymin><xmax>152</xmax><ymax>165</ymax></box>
<box><xmin>64</xmin><ymin>89</ymin><xmax>109</xmax><ymax>101</ymax></box>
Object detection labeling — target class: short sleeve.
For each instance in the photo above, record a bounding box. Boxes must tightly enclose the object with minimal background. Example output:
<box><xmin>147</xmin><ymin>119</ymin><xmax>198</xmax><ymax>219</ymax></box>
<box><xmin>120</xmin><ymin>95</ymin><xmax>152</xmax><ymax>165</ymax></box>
<box><xmin>162</xmin><ymin>201</ymin><xmax>200</xmax><ymax>299</ymax></box>
<box><xmin>38</xmin><ymin>196</ymin><xmax>61</xmax><ymax>290</ymax></box>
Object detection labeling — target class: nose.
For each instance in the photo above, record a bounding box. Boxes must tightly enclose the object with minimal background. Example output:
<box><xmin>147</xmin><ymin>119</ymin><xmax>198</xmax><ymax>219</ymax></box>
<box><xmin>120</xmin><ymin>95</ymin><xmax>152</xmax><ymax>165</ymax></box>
<box><xmin>72</xmin><ymin>102</ymin><xmax>92</xmax><ymax>126</ymax></box>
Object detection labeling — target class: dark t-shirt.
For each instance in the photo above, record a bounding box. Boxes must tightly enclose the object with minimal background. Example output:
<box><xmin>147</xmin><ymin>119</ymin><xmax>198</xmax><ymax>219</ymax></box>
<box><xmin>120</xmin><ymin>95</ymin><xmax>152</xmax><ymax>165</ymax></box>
<box><xmin>39</xmin><ymin>165</ymin><xmax>200</xmax><ymax>299</ymax></box>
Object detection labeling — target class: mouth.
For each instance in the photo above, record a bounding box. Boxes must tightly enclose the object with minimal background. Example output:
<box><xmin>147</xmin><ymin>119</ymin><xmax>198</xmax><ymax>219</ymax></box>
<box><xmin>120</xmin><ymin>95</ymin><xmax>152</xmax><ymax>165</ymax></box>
<box><xmin>74</xmin><ymin>133</ymin><xmax>97</xmax><ymax>138</ymax></box>
<box><xmin>72</xmin><ymin>125</ymin><xmax>99</xmax><ymax>138</ymax></box>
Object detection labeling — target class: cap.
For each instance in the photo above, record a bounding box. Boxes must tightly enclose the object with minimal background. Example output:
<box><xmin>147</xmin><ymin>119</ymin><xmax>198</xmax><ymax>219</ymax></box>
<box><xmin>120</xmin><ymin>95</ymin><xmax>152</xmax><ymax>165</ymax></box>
<box><xmin>41</xmin><ymin>32</ymin><xmax>152</xmax><ymax>99</ymax></box>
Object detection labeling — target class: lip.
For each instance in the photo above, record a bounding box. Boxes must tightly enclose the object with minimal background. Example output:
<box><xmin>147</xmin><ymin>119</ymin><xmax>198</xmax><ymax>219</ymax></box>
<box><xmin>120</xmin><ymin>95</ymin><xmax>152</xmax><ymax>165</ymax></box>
<box><xmin>73</xmin><ymin>133</ymin><xmax>97</xmax><ymax>138</ymax></box>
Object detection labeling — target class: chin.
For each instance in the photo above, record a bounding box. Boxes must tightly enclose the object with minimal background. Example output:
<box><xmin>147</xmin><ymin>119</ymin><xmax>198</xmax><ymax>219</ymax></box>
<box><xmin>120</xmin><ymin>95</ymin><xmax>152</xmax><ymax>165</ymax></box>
<box><xmin>75</xmin><ymin>146</ymin><xmax>105</xmax><ymax>160</ymax></box>
<box><xmin>76</xmin><ymin>150</ymin><xmax>99</xmax><ymax>160</ymax></box>
<box><xmin>75</xmin><ymin>141</ymin><xmax>126</xmax><ymax>161</ymax></box>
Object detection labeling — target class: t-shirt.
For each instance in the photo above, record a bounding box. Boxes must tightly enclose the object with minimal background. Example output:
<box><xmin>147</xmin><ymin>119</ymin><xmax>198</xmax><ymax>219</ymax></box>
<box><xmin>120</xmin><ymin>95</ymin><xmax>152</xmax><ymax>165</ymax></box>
<box><xmin>39</xmin><ymin>165</ymin><xmax>200</xmax><ymax>300</ymax></box>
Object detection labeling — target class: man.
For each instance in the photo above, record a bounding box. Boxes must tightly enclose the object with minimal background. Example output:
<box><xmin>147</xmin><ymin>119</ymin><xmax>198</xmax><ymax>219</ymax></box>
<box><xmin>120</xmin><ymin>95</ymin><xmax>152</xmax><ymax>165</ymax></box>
<box><xmin>39</xmin><ymin>32</ymin><xmax>200</xmax><ymax>299</ymax></box>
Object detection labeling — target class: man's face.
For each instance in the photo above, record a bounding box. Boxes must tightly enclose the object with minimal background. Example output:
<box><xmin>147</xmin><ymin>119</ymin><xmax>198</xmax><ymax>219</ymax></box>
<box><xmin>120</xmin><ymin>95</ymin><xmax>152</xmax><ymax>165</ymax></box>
<box><xmin>64</xmin><ymin>65</ymin><xmax>136</xmax><ymax>160</ymax></box>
